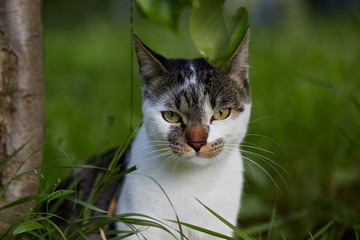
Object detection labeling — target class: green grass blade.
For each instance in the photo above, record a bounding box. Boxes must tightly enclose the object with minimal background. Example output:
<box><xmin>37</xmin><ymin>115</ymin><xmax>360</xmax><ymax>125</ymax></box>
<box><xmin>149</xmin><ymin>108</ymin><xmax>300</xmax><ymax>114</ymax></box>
<box><xmin>46</xmin><ymin>190</ymin><xmax>75</xmax><ymax>203</ymax></box>
<box><xmin>267</xmin><ymin>205</ymin><xmax>277</xmax><ymax>239</ymax></box>
<box><xmin>135</xmin><ymin>173</ymin><xmax>185</xmax><ymax>240</ymax></box>
<box><xmin>0</xmin><ymin>139</ymin><xmax>31</xmax><ymax>171</ymax></box>
<box><xmin>196</xmin><ymin>199</ymin><xmax>255</xmax><ymax>240</ymax></box>
<box><xmin>47</xmin><ymin>219</ymin><xmax>67</xmax><ymax>240</ymax></box>
<box><xmin>64</xmin><ymin>196</ymin><xmax>107</xmax><ymax>214</ymax></box>
<box><xmin>109</xmin><ymin>126</ymin><xmax>139</xmax><ymax>171</ymax></box>
<box><xmin>55</xmin><ymin>164</ymin><xmax>109</xmax><ymax>170</ymax></box>
<box><xmin>244</xmin><ymin>210</ymin><xmax>306</xmax><ymax>235</ymax></box>
<box><xmin>109</xmin><ymin>213</ymin><xmax>182</xmax><ymax>239</ymax></box>
<box><xmin>0</xmin><ymin>194</ymin><xmax>44</xmax><ymax>211</ymax></box>
<box><xmin>309</xmin><ymin>231</ymin><xmax>315</xmax><ymax>240</ymax></box>
<box><xmin>308</xmin><ymin>218</ymin><xmax>336</xmax><ymax>240</ymax></box>
<box><xmin>169</xmin><ymin>220</ymin><xmax>236</xmax><ymax>240</ymax></box>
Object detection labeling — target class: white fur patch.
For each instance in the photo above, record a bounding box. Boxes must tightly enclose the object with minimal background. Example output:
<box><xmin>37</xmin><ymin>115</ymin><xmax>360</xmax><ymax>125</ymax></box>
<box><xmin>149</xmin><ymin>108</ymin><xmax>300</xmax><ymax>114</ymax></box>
<box><xmin>188</xmin><ymin>64</ymin><xmax>197</xmax><ymax>84</ymax></box>
<box><xmin>179</xmin><ymin>63</ymin><xmax>197</xmax><ymax>91</ymax></box>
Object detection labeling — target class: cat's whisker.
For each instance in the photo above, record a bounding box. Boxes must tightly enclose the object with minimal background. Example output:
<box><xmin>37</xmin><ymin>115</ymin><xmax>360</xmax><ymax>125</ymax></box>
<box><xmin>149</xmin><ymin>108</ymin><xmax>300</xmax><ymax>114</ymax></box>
<box><xmin>241</xmin><ymin>149</ymin><xmax>290</xmax><ymax>185</ymax></box>
<box><xmin>241</xmin><ymin>141</ymin><xmax>273</xmax><ymax>151</ymax></box>
<box><xmin>138</xmin><ymin>144</ymin><xmax>171</xmax><ymax>153</ymax></box>
<box><xmin>249</xmin><ymin>115</ymin><xmax>271</xmax><ymax>124</ymax></box>
<box><xmin>157</xmin><ymin>154</ymin><xmax>179</xmax><ymax>176</ymax></box>
<box><xmin>242</xmin><ymin>155</ymin><xmax>283</xmax><ymax>196</ymax></box>
<box><xmin>136</xmin><ymin>146</ymin><xmax>168</xmax><ymax>155</ymax></box>
<box><xmin>225</xmin><ymin>138</ymin><xmax>287</xmax><ymax>182</ymax></box>
<box><xmin>240</xmin><ymin>144</ymin><xmax>274</xmax><ymax>154</ymax></box>
<box><xmin>166</xmin><ymin>156</ymin><xmax>181</xmax><ymax>175</ymax></box>
<box><xmin>145</xmin><ymin>151</ymin><xmax>173</xmax><ymax>163</ymax></box>
<box><xmin>223</xmin><ymin>146</ymin><xmax>242</xmax><ymax>152</ymax></box>
<box><xmin>222</xmin><ymin>144</ymin><xmax>288</xmax><ymax>192</ymax></box>
<box><xmin>141</xmin><ymin>148</ymin><xmax>172</xmax><ymax>162</ymax></box>
<box><xmin>131</xmin><ymin>141</ymin><xmax>169</xmax><ymax>154</ymax></box>
<box><xmin>243</xmin><ymin>158</ymin><xmax>257</xmax><ymax>181</ymax></box>
<box><xmin>135</xmin><ymin>143</ymin><xmax>170</xmax><ymax>152</ymax></box>
<box><xmin>147</xmin><ymin>140</ymin><xmax>170</xmax><ymax>144</ymax></box>
<box><xmin>246</xmin><ymin>133</ymin><xmax>287</xmax><ymax>155</ymax></box>
<box><xmin>215</xmin><ymin>152</ymin><xmax>227</xmax><ymax>164</ymax></box>
<box><xmin>240</xmin><ymin>150</ymin><xmax>287</xmax><ymax>172</ymax></box>
<box><xmin>171</xmin><ymin>156</ymin><xmax>183</xmax><ymax>174</ymax></box>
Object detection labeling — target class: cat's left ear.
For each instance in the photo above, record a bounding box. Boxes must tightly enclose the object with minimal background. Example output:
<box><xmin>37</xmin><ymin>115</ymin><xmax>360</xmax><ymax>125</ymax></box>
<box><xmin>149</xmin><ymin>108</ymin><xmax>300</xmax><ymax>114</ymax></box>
<box><xmin>226</xmin><ymin>27</ymin><xmax>250</xmax><ymax>84</ymax></box>
<box><xmin>132</xmin><ymin>35</ymin><xmax>169</xmax><ymax>83</ymax></box>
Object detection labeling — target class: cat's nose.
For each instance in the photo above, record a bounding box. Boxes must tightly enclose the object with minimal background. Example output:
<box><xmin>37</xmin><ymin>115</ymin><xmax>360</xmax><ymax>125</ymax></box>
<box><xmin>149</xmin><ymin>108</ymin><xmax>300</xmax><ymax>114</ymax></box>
<box><xmin>187</xmin><ymin>141</ymin><xmax>206</xmax><ymax>152</ymax></box>
<box><xmin>185</xmin><ymin>125</ymin><xmax>208</xmax><ymax>153</ymax></box>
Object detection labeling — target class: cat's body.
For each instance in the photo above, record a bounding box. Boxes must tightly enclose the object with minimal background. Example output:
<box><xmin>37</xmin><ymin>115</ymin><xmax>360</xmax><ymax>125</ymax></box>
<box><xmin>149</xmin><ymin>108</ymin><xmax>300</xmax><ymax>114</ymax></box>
<box><xmin>117</xmin><ymin>126</ymin><xmax>245</xmax><ymax>239</ymax></box>
<box><xmin>116</xmin><ymin>30</ymin><xmax>251</xmax><ymax>239</ymax></box>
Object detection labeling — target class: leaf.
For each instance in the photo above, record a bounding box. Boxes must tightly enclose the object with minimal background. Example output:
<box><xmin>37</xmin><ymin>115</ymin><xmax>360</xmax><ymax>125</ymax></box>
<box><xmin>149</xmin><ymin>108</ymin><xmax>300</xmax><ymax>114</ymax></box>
<box><xmin>136</xmin><ymin>0</ymin><xmax>188</xmax><ymax>32</ymax></box>
<box><xmin>219</xmin><ymin>7</ymin><xmax>248</xmax><ymax>65</ymax></box>
<box><xmin>190</xmin><ymin>0</ymin><xmax>229</xmax><ymax>62</ymax></box>
<box><xmin>13</xmin><ymin>220</ymin><xmax>43</xmax><ymax>234</ymax></box>
<box><xmin>190</xmin><ymin>0</ymin><xmax>248</xmax><ymax>66</ymax></box>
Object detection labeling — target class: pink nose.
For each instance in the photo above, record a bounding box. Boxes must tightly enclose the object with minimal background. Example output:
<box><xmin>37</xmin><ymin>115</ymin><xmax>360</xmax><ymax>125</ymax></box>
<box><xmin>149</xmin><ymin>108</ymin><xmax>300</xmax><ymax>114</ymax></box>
<box><xmin>187</xmin><ymin>140</ymin><xmax>206</xmax><ymax>152</ymax></box>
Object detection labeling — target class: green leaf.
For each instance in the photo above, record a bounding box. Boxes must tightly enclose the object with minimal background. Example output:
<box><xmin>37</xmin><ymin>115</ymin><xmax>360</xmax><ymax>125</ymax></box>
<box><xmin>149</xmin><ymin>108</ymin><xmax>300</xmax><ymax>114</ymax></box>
<box><xmin>136</xmin><ymin>0</ymin><xmax>187</xmax><ymax>32</ymax></box>
<box><xmin>13</xmin><ymin>220</ymin><xmax>43</xmax><ymax>234</ymax></box>
<box><xmin>219</xmin><ymin>7</ymin><xmax>248</xmax><ymax>65</ymax></box>
<box><xmin>190</xmin><ymin>0</ymin><xmax>228</xmax><ymax>62</ymax></box>
<box><xmin>190</xmin><ymin>0</ymin><xmax>248</xmax><ymax>66</ymax></box>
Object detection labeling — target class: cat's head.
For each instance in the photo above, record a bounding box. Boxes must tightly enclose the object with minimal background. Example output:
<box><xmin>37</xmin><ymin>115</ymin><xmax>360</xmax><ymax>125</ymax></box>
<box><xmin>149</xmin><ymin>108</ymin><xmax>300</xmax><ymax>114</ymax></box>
<box><xmin>133</xmin><ymin>30</ymin><xmax>251</xmax><ymax>167</ymax></box>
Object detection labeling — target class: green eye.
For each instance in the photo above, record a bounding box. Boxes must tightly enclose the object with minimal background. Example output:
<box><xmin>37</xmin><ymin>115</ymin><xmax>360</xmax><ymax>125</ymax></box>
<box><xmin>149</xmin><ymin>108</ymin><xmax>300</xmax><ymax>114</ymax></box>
<box><xmin>212</xmin><ymin>108</ymin><xmax>231</xmax><ymax>121</ymax></box>
<box><xmin>162</xmin><ymin>111</ymin><xmax>181</xmax><ymax>123</ymax></box>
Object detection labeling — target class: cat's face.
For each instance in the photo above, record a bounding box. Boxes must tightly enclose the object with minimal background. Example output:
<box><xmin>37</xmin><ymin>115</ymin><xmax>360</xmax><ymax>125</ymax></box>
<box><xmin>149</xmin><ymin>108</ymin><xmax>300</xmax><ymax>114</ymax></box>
<box><xmin>133</xmin><ymin>31</ymin><xmax>251</xmax><ymax>167</ymax></box>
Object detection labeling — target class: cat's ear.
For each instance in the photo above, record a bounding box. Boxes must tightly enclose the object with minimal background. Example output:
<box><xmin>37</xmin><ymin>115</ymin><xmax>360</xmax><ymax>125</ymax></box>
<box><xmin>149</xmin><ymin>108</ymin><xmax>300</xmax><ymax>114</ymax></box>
<box><xmin>226</xmin><ymin>27</ymin><xmax>250</xmax><ymax>84</ymax></box>
<box><xmin>132</xmin><ymin>35</ymin><xmax>169</xmax><ymax>83</ymax></box>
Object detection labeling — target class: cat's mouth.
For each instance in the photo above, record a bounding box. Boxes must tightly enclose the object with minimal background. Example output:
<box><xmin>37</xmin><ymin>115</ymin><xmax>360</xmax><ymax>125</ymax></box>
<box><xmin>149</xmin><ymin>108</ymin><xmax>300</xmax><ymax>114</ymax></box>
<box><xmin>170</xmin><ymin>138</ymin><xmax>224</xmax><ymax>159</ymax></box>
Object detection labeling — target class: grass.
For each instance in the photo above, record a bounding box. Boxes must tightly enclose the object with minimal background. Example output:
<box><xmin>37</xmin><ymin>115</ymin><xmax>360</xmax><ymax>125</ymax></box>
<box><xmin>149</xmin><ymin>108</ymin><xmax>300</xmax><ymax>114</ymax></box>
<box><xmin>0</xmin><ymin>140</ymin><xmax>254</xmax><ymax>240</ymax></box>
<box><xmin>1</xmin><ymin>0</ymin><xmax>359</xmax><ymax>239</ymax></box>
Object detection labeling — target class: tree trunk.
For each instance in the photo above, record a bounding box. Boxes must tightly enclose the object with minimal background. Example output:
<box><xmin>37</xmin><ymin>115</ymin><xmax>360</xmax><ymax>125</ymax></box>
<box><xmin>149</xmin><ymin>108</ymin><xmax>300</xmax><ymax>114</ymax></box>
<box><xmin>0</xmin><ymin>0</ymin><xmax>44</xmax><ymax>230</ymax></box>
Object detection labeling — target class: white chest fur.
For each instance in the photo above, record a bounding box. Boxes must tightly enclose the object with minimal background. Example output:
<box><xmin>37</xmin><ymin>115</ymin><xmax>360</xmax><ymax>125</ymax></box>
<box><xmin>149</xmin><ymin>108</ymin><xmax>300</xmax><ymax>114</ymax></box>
<box><xmin>116</xmin><ymin>126</ymin><xmax>244</xmax><ymax>240</ymax></box>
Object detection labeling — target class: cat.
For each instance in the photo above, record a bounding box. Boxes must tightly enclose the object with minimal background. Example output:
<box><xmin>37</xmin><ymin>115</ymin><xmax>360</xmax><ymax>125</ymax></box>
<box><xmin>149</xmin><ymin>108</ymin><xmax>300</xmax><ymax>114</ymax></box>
<box><xmin>56</xmin><ymin>28</ymin><xmax>251</xmax><ymax>240</ymax></box>
<box><xmin>115</xmin><ymin>28</ymin><xmax>251</xmax><ymax>239</ymax></box>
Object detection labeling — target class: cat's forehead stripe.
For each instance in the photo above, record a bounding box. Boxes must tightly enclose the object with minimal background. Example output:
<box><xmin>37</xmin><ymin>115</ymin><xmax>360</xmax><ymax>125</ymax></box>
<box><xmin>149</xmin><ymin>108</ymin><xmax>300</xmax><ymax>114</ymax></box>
<box><xmin>187</xmin><ymin>63</ymin><xmax>197</xmax><ymax>84</ymax></box>
<box><xmin>180</xmin><ymin>62</ymin><xmax>197</xmax><ymax>91</ymax></box>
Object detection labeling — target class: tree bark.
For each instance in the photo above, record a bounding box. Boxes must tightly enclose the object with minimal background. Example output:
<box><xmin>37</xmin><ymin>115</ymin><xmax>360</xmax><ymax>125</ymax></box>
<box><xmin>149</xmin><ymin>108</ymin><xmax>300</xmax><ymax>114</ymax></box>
<box><xmin>0</xmin><ymin>0</ymin><xmax>44</xmax><ymax>230</ymax></box>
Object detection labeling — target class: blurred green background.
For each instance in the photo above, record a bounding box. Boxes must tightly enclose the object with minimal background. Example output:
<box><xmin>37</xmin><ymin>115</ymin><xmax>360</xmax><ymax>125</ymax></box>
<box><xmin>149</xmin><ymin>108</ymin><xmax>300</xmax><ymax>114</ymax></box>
<box><xmin>43</xmin><ymin>0</ymin><xmax>360</xmax><ymax>238</ymax></box>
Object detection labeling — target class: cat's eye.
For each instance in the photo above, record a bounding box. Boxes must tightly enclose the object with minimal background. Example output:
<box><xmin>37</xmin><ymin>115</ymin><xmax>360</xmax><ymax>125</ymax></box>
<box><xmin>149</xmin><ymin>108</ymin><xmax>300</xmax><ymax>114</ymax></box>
<box><xmin>212</xmin><ymin>108</ymin><xmax>231</xmax><ymax>121</ymax></box>
<box><xmin>162</xmin><ymin>111</ymin><xmax>181</xmax><ymax>123</ymax></box>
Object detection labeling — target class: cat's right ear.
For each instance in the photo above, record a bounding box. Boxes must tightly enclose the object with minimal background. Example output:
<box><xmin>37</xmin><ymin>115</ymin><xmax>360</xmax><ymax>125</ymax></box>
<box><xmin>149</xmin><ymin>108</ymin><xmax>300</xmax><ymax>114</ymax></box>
<box><xmin>226</xmin><ymin>27</ymin><xmax>250</xmax><ymax>84</ymax></box>
<box><xmin>132</xmin><ymin>35</ymin><xmax>169</xmax><ymax>83</ymax></box>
